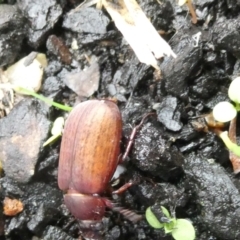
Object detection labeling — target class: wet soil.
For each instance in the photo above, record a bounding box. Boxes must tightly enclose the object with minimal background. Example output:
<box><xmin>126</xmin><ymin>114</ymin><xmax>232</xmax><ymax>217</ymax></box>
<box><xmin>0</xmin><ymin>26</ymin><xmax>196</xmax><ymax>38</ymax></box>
<box><xmin>1</xmin><ymin>0</ymin><xmax>240</xmax><ymax>239</ymax></box>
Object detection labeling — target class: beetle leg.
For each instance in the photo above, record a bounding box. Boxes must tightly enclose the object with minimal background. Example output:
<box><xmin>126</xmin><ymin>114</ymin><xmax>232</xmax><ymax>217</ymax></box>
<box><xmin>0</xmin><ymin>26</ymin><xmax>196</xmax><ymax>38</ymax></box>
<box><xmin>103</xmin><ymin>198</ymin><xmax>142</xmax><ymax>222</ymax></box>
<box><xmin>120</xmin><ymin>112</ymin><xmax>156</xmax><ymax>163</ymax></box>
<box><xmin>111</xmin><ymin>206</ymin><xmax>143</xmax><ymax>222</ymax></box>
<box><xmin>112</xmin><ymin>182</ymin><xmax>133</xmax><ymax>195</ymax></box>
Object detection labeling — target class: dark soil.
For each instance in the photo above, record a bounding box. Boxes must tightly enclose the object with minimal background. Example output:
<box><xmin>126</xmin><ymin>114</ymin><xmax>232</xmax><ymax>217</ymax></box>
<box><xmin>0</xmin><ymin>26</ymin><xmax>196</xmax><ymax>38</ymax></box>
<box><xmin>1</xmin><ymin>0</ymin><xmax>240</xmax><ymax>239</ymax></box>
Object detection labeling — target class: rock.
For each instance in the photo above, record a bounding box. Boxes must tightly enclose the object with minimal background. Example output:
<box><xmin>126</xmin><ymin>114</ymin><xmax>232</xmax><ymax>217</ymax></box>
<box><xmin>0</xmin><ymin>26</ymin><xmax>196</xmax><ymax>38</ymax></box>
<box><xmin>63</xmin><ymin>7</ymin><xmax>110</xmax><ymax>34</ymax></box>
<box><xmin>161</xmin><ymin>32</ymin><xmax>202</xmax><ymax>98</ymax></box>
<box><xmin>212</xmin><ymin>16</ymin><xmax>240</xmax><ymax>58</ymax></box>
<box><xmin>190</xmin><ymin>73</ymin><xmax>224</xmax><ymax>99</ymax></box>
<box><xmin>232</xmin><ymin>59</ymin><xmax>240</xmax><ymax>80</ymax></box>
<box><xmin>41</xmin><ymin>76</ymin><xmax>63</xmax><ymax>98</ymax></box>
<box><xmin>5</xmin><ymin>212</ymin><xmax>31</xmax><ymax>239</ymax></box>
<box><xmin>17</xmin><ymin>0</ymin><xmax>63</xmax><ymax>48</ymax></box>
<box><xmin>179</xmin><ymin>137</ymin><xmax>206</xmax><ymax>153</ymax></box>
<box><xmin>44</xmin><ymin>60</ymin><xmax>62</xmax><ymax>77</ymax></box>
<box><xmin>42</xmin><ymin>226</ymin><xmax>76</xmax><ymax>240</ymax></box>
<box><xmin>0</xmin><ymin>4</ymin><xmax>25</xmax><ymax>66</ymax></box>
<box><xmin>194</xmin><ymin>0</ymin><xmax>215</xmax><ymax>8</ymax></box>
<box><xmin>4</xmin><ymin>182</ymin><xmax>62</xmax><ymax>238</ymax></box>
<box><xmin>205</xmin><ymin>91</ymin><xmax>229</xmax><ymax>109</ymax></box>
<box><xmin>131</xmin><ymin>122</ymin><xmax>184</xmax><ymax>181</ymax></box>
<box><xmin>184</xmin><ymin>153</ymin><xmax>240</xmax><ymax>239</ymax></box>
<box><xmin>177</xmin><ymin>124</ymin><xmax>199</xmax><ymax>142</ymax></box>
<box><xmin>76</xmin><ymin>30</ymin><xmax>117</xmax><ymax>45</ymax></box>
<box><xmin>111</xmin><ymin>54</ymin><xmax>151</xmax><ymax>101</ymax></box>
<box><xmin>27</xmin><ymin>204</ymin><xmax>60</xmax><ymax>235</ymax></box>
<box><xmin>37</xmin><ymin>149</ymin><xmax>59</xmax><ymax>179</ymax></box>
<box><xmin>108</xmin><ymin>226</ymin><xmax>121</xmax><ymax>239</ymax></box>
<box><xmin>0</xmin><ymin>99</ymin><xmax>51</xmax><ymax>183</ymax></box>
<box><xmin>156</xmin><ymin>96</ymin><xmax>183</xmax><ymax>132</ymax></box>
<box><xmin>138</xmin><ymin>0</ymin><xmax>174</xmax><ymax>31</ymax></box>
<box><xmin>225</xmin><ymin>0</ymin><xmax>240</xmax><ymax>10</ymax></box>
<box><xmin>0</xmin><ymin>177</ymin><xmax>24</xmax><ymax>197</ymax></box>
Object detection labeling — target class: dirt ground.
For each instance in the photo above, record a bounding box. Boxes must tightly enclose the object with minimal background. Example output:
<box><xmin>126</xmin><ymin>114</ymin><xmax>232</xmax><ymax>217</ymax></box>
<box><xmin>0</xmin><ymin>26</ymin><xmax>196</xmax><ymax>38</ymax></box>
<box><xmin>1</xmin><ymin>0</ymin><xmax>240</xmax><ymax>239</ymax></box>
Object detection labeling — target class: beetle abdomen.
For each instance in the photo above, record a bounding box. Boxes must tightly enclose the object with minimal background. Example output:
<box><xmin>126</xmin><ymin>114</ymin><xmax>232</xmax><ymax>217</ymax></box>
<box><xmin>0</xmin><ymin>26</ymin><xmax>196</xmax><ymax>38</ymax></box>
<box><xmin>58</xmin><ymin>100</ymin><xmax>122</xmax><ymax>194</ymax></box>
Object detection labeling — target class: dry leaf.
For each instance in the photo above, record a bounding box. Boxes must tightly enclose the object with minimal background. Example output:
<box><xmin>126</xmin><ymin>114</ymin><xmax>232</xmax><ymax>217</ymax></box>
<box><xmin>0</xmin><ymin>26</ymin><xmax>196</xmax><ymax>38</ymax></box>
<box><xmin>74</xmin><ymin>0</ymin><xmax>176</xmax><ymax>69</ymax></box>
<box><xmin>178</xmin><ymin>0</ymin><xmax>197</xmax><ymax>24</ymax></box>
<box><xmin>102</xmin><ymin>0</ymin><xmax>176</xmax><ymax>69</ymax></box>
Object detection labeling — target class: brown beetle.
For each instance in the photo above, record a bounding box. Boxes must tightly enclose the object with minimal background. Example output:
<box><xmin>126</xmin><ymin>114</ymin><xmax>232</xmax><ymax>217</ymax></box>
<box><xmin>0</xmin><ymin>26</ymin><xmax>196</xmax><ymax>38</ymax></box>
<box><xmin>58</xmin><ymin>99</ymin><xmax>141</xmax><ymax>233</ymax></box>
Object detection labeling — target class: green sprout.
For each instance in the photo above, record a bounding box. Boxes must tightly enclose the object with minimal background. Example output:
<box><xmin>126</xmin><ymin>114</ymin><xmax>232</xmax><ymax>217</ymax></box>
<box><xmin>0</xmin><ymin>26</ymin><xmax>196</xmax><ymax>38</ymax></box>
<box><xmin>43</xmin><ymin>117</ymin><xmax>65</xmax><ymax>147</ymax></box>
<box><xmin>218</xmin><ymin>131</ymin><xmax>240</xmax><ymax>158</ymax></box>
<box><xmin>13</xmin><ymin>86</ymin><xmax>72</xmax><ymax>148</ymax></box>
<box><xmin>213</xmin><ymin>101</ymin><xmax>237</xmax><ymax>123</ymax></box>
<box><xmin>213</xmin><ymin>77</ymin><xmax>240</xmax><ymax>122</ymax></box>
<box><xmin>14</xmin><ymin>86</ymin><xmax>72</xmax><ymax>112</ymax></box>
<box><xmin>212</xmin><ymin>77</ymin><xmax>240</xmax><ymax>157</ymax></box>
<box><xmin>145</xmin><ymin>206</ymin><xmax>195</xmax><ymax>240</ymax></box>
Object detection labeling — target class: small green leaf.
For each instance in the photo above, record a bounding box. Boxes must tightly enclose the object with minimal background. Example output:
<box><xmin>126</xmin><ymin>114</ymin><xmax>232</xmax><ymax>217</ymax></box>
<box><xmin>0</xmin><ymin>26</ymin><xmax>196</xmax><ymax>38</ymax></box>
<box><xmin>212</xmin><ymin>101</ymin><xmax>237</xmax><ymax>122</ymax></box>
<box><xmin>171</xmin><ymin>219</ymin><xmax>195</xmax><ymax>240</ymax></box>
<box><xmin>14</xmin><ymin>86</ymin><xmax>72</xmax><ymax>112</ymax></box>
<box><xmin>228</xmin><ymin>77</ymin><xmax>240</xmax><ymax>104</ymax></box>
<box><xmin>51</xmin><ymin>117</ymin><xmax>64</xmax><ymax>136</ymax></box>
<box><xmin>160</xmin><ymin>206</ymin><xmax>171</xmax><ymax>218</ymax></box>
<box><xmin>164</xmin><ymin>224</ymin><xmax>173</xmax><ymax>233</ymax></box>
<box><xmin>145</xmin><ymin>207</ymin><xmax>164</xmax><ymax>229</ymax></box>
<box><xmin>178</xmin><ymin>0</ymin><xmax>187</xmax><ymax>6</ymax></box>
<box><xmin>164</xmin><ymin>219</ymin><xmax>175</xmax><ymax>233</ymax></box>
<box><xmin>219</xmin><ymin>131</ymin><xmax>240</xmax><ymax>157</ymax></box>
<box><xmin>43</xmin><ymin>117</ymin><xmax>65</xmax><ymax>147</ymax></box>
<box><xmin>43</xmin><ymin>134</ymin><xmax>61</xmax><ymax>147</ymax></box>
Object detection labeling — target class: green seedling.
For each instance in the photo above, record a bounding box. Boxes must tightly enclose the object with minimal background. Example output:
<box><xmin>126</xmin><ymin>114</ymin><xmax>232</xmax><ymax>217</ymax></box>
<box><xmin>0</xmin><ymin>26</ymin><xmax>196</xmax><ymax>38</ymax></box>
<box><xmin>212</xmin><ymin>77</ymin><xmax>240</xmax><ymax>157</ymax></box>
<box><xmin>213</xmin><ymin>77</ymin><xmax>240</xmax><ymax>122</ymax></box>
<box><xmin>213</xmin><ymin>101</ymin><xmax>237</xmax><ymax>123</ymax></box>
<box><xmin>43</xmin><ymin>117</ymin><xmax>65</xmax><ymax>147</ymax></box>
<box><xmin>14</xmin><ymin>86</ymin><xmax>72</xmax><ymax>112</ymax></box>
<box><xmin>12</xmin><ymin>86</ymin><xmax>73</xmax><ymax>148</ymax></box>
<box><xmin>146</xmin><ymin>206</ymin><xmax>195</xmax><ymax>240</ymax></box>
<box><xmin>13</xmin><ymin>86</ymin><xmax>72</xmax><ymax>147</ymax></box>
<box><xmin>219</xmin><ymin>131</ymin><xmax>240</xmax><ymax>156</ymax></box>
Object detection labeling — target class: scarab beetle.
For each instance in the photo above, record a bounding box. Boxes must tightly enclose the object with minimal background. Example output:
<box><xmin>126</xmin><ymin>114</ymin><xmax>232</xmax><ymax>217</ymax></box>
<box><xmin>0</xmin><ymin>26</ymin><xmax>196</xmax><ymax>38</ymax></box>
<box><xmin>58</xmin><ymin>99</ymin><xmax>141</xmax><ymax>232</ymax></box>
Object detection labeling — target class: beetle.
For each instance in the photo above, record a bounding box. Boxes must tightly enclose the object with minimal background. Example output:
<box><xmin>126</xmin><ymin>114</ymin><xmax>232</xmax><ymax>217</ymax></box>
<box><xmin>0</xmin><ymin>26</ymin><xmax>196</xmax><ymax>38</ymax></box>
<box><xmin>58</xmin><ymin>99</ymin><xmax>145</xmax><ymax>233</ymax></box>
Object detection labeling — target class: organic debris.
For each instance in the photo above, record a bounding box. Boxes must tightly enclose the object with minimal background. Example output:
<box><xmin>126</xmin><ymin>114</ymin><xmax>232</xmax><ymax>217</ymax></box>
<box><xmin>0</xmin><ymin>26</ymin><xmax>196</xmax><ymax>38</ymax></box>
<box><xmin>5</xmin><ymin>53</ymin><xmax>47</xmax><ymax>93</ymax></box>
<box><xmin>3</xmin><ymin>197</ymin><xmax>24</xmax><ymax>216</ymax></box>
<box><xmin>75</xmin><ymin>0</ymin><xmax>176</xmax><ymax>69</ymax></box>
<box><xmin>43</xmin><ymin>117</ymin><xmax>65</xmax><ymax>147</ymax></box>
<box><xmin>178</xmin><ymin>0</ymin><xmax>197</xmax><ymax>24</ymax></box>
